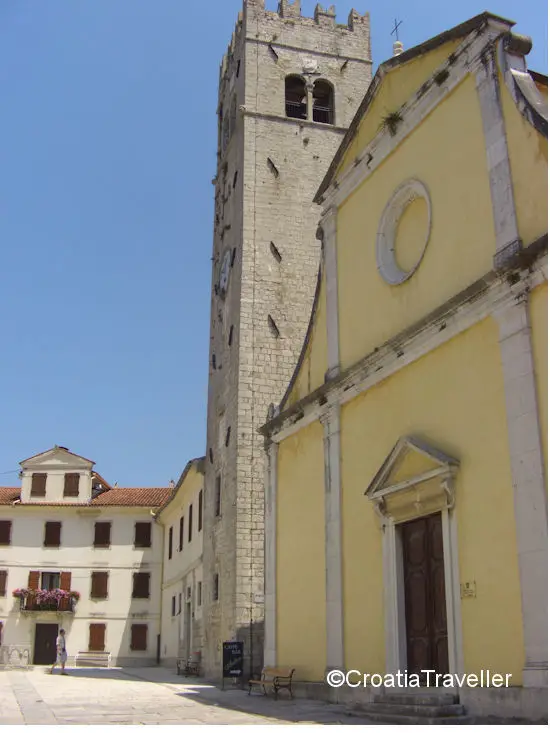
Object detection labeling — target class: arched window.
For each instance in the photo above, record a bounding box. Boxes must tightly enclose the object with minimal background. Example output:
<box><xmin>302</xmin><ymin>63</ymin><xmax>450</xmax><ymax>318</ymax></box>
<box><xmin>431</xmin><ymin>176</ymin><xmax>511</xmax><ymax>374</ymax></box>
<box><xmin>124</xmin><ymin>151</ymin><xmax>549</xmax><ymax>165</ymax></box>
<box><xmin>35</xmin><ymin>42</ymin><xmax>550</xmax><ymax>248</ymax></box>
<box><xmin>313</xmin><ymin>79</ymin><xmax>334</xmax><ymax>124</ymax></box>
<box><xmin>285</xmin><ymin>75</ymin><xmax>307</xmax><ymax>120</ymax></box>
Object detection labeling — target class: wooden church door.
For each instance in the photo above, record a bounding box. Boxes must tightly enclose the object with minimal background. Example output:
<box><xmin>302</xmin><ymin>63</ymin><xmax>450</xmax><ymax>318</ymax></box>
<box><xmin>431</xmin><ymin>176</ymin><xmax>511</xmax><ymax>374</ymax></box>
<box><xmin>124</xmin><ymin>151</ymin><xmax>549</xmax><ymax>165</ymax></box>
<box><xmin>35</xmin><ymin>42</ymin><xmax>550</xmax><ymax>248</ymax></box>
<box><xmin>402</xmin><ymin>513</ymin><xmax>449</xmax><ymax>681</ymax></box>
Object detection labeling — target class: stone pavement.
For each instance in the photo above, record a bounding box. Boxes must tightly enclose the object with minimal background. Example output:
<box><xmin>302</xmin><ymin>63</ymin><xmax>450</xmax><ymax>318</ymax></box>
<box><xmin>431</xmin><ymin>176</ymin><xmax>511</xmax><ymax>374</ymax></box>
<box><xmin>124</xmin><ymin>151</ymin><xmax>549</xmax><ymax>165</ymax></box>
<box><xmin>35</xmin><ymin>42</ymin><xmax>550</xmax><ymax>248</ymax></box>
<box><xmin>0</xmin><ymin>665</ymin><xmax>375</xmax><ymax>725</ymax></box>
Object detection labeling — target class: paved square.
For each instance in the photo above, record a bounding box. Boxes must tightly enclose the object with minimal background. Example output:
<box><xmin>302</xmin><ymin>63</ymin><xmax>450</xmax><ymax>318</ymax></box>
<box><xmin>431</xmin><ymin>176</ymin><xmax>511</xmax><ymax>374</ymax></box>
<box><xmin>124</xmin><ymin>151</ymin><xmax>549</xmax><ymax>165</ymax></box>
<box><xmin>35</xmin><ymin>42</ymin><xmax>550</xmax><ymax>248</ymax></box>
<box><xmin>0</xmin><ymin>666</ymin><xmax>374</xmax><ymax>725</ymax></box>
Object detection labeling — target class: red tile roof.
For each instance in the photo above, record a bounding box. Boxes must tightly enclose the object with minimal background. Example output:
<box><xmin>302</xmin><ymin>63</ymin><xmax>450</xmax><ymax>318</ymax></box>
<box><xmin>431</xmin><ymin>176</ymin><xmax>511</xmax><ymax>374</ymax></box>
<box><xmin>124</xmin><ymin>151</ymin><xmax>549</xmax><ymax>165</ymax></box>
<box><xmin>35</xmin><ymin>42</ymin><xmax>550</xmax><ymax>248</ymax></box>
<box><xmin>91</xmin><ymin>488</ymin><xmax>173</xmax><ymax>507</ymax></box>
<box><xmin>0</xmin><ymin>487</ymin><xmax>19</xmax><ymax>505</ymax></box>
<box><xmin>0</xmin><ymin>486</ymin><xmax>172</xmax><ymax>508</ymax></box>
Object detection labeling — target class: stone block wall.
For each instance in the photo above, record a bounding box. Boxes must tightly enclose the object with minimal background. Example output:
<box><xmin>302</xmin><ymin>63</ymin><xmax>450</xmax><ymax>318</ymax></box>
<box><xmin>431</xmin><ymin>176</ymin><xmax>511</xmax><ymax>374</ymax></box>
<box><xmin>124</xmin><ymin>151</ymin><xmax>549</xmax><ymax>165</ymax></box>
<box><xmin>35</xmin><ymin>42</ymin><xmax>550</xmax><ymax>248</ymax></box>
<box><xmin>202</xmin><ymin>0</ymin><xmax>372</xmax><ymax>680</ymax></box>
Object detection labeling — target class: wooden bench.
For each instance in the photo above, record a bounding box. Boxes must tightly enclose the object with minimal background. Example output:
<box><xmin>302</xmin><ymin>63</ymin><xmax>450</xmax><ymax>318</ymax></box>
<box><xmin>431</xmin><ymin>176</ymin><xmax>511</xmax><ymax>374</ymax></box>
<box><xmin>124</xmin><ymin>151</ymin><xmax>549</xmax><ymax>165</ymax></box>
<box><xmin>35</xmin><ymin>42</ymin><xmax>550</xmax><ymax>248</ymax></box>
<box><xmin>248</xmin><ymin>666</ymin><xmax>295</xmax><ymax>699</ymax></box>
<box><xmin>74</xmin><ymin>651</ymin><xmax>112</xmax><ymax>668</ymax></box>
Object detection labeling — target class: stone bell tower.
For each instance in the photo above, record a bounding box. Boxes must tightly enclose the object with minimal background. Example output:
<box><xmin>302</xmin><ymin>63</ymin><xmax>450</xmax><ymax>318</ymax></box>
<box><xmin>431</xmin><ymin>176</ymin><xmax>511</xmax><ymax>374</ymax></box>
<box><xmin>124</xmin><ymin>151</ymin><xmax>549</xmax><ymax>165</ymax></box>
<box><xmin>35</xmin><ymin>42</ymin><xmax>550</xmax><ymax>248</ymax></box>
<box><xmin>202</xmin><ymin>0</ymin><xmax>372</xmax><ymax>679</ymax></box>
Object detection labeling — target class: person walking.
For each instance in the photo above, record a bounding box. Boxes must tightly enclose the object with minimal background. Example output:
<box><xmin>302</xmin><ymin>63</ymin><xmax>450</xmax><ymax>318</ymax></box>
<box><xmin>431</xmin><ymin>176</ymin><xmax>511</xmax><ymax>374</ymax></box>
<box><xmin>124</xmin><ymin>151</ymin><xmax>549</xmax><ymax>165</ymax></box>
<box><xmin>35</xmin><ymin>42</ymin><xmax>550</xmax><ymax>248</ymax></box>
<box><xmin>49</xmin><ymin>628</ymin><xmax>68</xmax><ymax>675</ymax></box>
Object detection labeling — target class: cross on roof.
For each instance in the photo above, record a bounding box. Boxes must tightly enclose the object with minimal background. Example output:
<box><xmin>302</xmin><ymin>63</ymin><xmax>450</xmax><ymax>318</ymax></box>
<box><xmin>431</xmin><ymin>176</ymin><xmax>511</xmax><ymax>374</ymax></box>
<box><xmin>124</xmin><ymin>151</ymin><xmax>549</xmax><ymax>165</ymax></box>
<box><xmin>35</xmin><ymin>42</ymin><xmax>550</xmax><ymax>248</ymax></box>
<box><xmin>391</xmin><ymin>18</ymin><xmax>403</xmax><ymax>42</ymax></box>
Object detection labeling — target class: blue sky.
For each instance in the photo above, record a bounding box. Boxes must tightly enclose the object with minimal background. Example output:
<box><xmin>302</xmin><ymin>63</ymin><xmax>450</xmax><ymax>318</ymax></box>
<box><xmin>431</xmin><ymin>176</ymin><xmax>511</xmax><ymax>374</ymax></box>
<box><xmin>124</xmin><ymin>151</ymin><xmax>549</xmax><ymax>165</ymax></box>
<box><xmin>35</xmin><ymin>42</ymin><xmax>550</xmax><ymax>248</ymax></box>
<box><xmin>0</xmin><ymin>1</ymin><xmax>546</xmax><ymax>486</ymax></box>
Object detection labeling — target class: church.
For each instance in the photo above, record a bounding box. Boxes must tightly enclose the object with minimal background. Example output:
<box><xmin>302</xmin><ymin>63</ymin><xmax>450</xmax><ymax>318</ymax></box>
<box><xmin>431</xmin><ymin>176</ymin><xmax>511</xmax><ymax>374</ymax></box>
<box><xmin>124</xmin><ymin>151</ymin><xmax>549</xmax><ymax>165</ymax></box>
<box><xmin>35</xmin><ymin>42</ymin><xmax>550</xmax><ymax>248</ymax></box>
<box><xmin>260</xmin><ymin>11</ymin><xmax>547</xmax><ymax>721</ymax></box>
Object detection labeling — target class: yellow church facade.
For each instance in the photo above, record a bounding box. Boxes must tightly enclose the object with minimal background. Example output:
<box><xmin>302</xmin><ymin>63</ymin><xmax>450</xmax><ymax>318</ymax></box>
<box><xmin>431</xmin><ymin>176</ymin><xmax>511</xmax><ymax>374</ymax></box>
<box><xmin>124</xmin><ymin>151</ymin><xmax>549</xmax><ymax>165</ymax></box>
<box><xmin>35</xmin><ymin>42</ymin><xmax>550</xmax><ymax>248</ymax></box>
<box><xmin>261</xmin><ymin>12</ymin><xmax>547</xmax><ymax>720</ymax></box>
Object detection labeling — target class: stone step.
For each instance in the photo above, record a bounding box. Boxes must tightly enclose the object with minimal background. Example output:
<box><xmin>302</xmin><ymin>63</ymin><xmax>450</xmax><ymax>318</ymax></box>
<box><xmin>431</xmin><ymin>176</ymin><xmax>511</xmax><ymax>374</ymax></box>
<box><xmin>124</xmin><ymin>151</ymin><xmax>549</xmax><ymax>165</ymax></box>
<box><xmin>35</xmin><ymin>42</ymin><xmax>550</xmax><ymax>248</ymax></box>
<box><xmin>359</xmin><ymin>702</ymin><xmax>466</xmax><ymax>718</ymax></box>
<box><xmin>359</xmin><ymin>711</ymin><xmax>471</xmax><ymax>725</ymax></box>
<box><xmin>373</xmin><ymin>692</ymin><xmax>459</xmax><ymax>706</ymax></box>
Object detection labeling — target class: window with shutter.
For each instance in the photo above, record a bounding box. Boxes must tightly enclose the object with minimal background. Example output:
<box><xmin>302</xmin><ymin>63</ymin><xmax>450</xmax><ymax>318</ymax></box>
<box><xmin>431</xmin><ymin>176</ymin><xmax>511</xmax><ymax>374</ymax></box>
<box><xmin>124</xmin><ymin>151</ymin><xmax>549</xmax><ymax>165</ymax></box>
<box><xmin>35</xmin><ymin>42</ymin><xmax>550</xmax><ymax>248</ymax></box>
<box><xmin>130</xmin><ymin>624</ymin><xmax>147</xmax><ymax>651</ymax></box>
<box><xmin>171</xmin><ymin>595</ymin><xmax>176</xmax><ymax>616</ymax></box>
<box><xmin>132</xmin><ymin>572</ymin><xmax>150</xmax><ymax>599</ymax></box>
<box><xmin>188</xmin><ymin>503</ymin><xmax>193</xmax><ymax>542</ymax></box>
<box><xmin>41</xmin><ymin>572</ymin><xmax>60</xmax><ymax>590</ymax></box>
<box><xmin>178</xmin><ymin>516</ymin><xmax>184</xmax><ymax>552</ymax></box>
<box><xmin>44</xmin><ymin>522</ymin><xmax>61</xmax><ymax>547</ymax></box>
<box><xmin>89</xmin><ymin>623</ymin><xmax>106</xmax><ymax>651</ymax></box>
<box><xmin>91</xmin><ymin>571</ymin><xmax>109</xmax><ymax>599</ymax></box>
<box><xmin>31</xmin><ymin>473</ymin><xmax>47</xmax><ymax>497</ymax></box>
<box><xmin>213</xmin><ymin>573</ymin><xmax>219</xmax><ymax>602</ymax></box>
<box><xmin>0</xmin><ymin>570</ymin><xmax>7</xmax><ymax>597</ymax></box>
<box><xmin>28</xmin><ymin>571</ymin><xmax>40</xmax><ymax>590</ymax></box>
<box><xmin>94</xmin><ymin>522</ymin><xmax>111</xmax><ymax>548</ymax></box>
<box><xmin>168</xmin><ymin>527</ymin><xmax>173</xmax><ymax>560</ymax></box>
<box><xmin>134</xmin><ymin>522</ymin><xmax>151</xmax><ymax>548</ymax></box>
<box><xmin>63</xmin><ymin>473</ymin><xmax>80</xmax><ymax>497</ymax></box>
<box><xmin>197</xmin><ymin>581</ymin><xmax>202</xmax><ymax>606</ymax></box>
<box><xmin>60</xmin><ymin>571</ymin><xmax>71</xmax><ymax>591</ymax></box>
<box><xmin>198</xmin><ymin>490</ymin><xmax>203</xmax><ymax>531</ymax></box>
<box><xmin>0</xmin><ymin>521</ymin><xmax>12</xmax><ymax>546</ymax></box>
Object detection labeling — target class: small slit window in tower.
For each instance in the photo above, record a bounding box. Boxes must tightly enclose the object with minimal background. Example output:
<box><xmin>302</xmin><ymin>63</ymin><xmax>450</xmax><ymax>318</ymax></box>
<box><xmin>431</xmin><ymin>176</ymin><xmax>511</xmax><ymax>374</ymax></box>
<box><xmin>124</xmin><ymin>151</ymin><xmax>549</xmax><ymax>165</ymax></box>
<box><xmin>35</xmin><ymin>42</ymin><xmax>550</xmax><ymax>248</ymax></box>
<box><xmin>233</xmin><ymin>171</ymin><xmax>238</xmax><ymax>189</ymax></box>
<box><xmin>209</xmin><ymin>448</ymin><xmax>213</xmax><ymax>464</ymax></box>
<box><xmin>267</xmin><ymin>157</ymin><xmax>279</xmax><ymax>178</ymax></box>
<box><xmin>212</xmin><ymin>354</ymin><xmax>216</xmax><ymax>370</ymax></box>
<box><xmin>228</xmin><ymin>325</ymin><xmax>233</xmax><ymax>346</ymax></box>
<box><xmin>231</xmin><ymin>247</ymin><xmax>236</xmax><ymax>266</ymax></box>
<box><xmin>225</xmin><ymin>426</ymin><xmax>231</xmax><ymax>447</ymax></box>
<box><xmin>215</xmin><ymin>475</ymin><xmax>222</xmax><ymax>517</ymax></box>
<box><xmin>313</xmin><ymin>80</ymin><xmax>334</xmax><ymax>125</ymax></box>
<box><xmin>268</xmin><ymin>315</ymin><xmax>280</xmax><ymax>338</ymax></box>
<box><xmin>236</xmin><ymin>59</ymin><xmax>241</xmax><ymax>77</ymax></box>
<box><xmin>270</xmin><ymin>241</ymin><xmax>282</xmax><ymax>263</ymax></box>
<box><xmin>285</xmin><ymin>75</ymin><xmax>307</xmax><ymax>120</ymax></box>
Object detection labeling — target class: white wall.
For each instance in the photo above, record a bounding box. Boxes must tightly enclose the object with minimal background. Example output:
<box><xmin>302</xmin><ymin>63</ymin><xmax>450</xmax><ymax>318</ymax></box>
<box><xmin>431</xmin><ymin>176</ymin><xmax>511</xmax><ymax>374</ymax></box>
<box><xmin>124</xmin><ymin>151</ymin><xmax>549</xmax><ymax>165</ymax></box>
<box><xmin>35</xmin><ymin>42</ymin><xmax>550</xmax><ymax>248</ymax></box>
<box><xmin>157</xmin><ymin>463</ymin><xmax>204</xmax><ymax>666</ymax></box>
<box><xmin>20</xmin><ymin>448</ymin><xmax>94</xmax><ymax>504</ymax></box>
<box><xmin>0</xmin><ymin>506</ymin><xmax>163</xmax><ymax>666</ymax></box>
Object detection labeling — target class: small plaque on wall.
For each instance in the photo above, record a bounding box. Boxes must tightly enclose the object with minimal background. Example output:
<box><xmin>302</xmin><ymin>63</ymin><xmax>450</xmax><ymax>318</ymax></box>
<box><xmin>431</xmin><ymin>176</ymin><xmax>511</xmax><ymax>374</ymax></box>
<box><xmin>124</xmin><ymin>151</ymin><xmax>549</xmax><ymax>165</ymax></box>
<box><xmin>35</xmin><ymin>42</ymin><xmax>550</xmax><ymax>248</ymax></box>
<box><xmin>460</xmin><ymin>581</ymin><xmax>476</xmax><ymax>598</ymax></box>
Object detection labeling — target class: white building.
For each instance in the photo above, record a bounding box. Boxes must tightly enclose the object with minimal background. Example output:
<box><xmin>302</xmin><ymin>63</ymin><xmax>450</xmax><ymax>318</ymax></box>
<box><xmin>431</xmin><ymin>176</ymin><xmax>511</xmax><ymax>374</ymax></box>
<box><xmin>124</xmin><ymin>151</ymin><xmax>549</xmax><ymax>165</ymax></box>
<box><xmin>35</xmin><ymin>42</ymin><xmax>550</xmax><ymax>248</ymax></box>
<box><xmin>154</xmin><ymin>457</ymin><xmax>204</xmax><ymax>669</ymax></box>
<box><xmin>0</xmin><ymin>446</ymin><xmax>171</xmax><ymax>667</ymax></box>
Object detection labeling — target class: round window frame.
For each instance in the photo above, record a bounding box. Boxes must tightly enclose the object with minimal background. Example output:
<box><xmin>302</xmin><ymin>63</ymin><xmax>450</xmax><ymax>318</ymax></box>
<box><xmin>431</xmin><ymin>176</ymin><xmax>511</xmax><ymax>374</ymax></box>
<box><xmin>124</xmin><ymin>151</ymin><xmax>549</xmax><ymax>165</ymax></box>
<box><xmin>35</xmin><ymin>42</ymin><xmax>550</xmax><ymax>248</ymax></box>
<box><xmin>376</xmin><ymin>179</ymin><xmax>432</xmax><ymax>286</ymax></box>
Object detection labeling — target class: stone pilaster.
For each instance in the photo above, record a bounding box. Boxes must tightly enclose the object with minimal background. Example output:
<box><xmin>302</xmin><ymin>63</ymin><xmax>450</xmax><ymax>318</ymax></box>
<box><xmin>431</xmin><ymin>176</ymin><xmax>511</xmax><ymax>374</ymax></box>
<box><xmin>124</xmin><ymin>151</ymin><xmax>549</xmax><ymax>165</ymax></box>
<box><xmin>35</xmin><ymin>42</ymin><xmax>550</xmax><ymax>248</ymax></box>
<box><xmin>263</xmin><ymin>437</ymin><xmax>278</xmax><ymax>667</ymax></box>
<box><xmin>320</xmin><ymin>207</ymin><xmax>340</xmax><ymax>380</ymax></box>
<box><xmin>475</xmin><ymin>49</ymin><xmax>521</xmax><ymax>268</ymax></box>
<box><xmin>494</xmin><ymin>295</ymin><xmax>548</xmax><ymax>688</ymax></box>
<box><xmin>320</xmin><ymin>406</ymin><xmax>344</xmax><ymax>671</ymax></box>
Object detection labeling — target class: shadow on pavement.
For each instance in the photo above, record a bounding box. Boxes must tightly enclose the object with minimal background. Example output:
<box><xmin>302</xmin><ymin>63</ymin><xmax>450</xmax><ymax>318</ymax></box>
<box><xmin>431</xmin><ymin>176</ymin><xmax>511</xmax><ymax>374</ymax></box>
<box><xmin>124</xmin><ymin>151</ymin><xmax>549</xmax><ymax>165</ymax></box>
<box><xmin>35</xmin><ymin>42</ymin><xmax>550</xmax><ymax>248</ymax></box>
<box><xmin>39</xmin><ymin>666</ymin><xmax>363</xmax><ymax>725</ymax></box>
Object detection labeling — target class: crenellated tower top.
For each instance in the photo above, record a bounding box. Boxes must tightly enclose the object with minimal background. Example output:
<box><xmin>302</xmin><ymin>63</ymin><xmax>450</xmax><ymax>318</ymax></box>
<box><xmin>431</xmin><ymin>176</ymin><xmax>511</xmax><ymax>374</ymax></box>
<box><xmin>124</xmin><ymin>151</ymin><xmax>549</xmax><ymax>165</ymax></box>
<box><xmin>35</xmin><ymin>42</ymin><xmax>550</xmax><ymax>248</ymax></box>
<box><xmin>220</xmin><ymin>1</ymin><xmax>371</xmax><ymax>83</ymax></box>
<box><xmin>244</xmin><ymin>0</ymin><xmax>369</xmax><ymax>30</ymax></box>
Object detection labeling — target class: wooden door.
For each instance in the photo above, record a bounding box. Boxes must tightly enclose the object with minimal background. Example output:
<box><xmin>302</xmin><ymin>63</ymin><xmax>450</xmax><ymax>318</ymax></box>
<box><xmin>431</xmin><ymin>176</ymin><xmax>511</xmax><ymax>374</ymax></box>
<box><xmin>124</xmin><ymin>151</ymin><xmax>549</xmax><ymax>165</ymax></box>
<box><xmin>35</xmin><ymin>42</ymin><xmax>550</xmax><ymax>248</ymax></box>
<box><xmin>33</xmin><ymin>624</ymin><xmax>58</xmax><ymax>665</ymax></box>
<box><xmin>402</xmin><ymin>513</ymin><xmax>448</xmax><ymax>680</ymax></box>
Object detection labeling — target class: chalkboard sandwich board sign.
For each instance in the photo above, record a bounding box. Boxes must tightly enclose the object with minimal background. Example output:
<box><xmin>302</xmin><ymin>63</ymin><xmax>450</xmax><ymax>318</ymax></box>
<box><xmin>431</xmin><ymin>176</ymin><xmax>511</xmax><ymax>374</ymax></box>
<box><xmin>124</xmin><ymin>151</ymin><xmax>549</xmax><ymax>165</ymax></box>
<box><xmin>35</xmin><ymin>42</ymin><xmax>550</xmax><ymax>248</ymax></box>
<box><xmin>222</xmin><ymin>641</ymin><xmax>244</xmax><ymax>689</ymax></box>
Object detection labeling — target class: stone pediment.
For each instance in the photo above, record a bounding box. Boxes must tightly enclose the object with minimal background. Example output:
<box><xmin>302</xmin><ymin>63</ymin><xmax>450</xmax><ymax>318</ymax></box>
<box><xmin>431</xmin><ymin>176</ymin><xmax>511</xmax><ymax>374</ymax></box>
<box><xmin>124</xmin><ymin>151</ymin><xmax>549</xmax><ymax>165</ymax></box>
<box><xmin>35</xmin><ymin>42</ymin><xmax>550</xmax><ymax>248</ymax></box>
<box><xmin>20</xmin><ymin>446</ymin><xmax>94</xmax><ymax>471</ymax></box>
<box><xmin>365</xmin><ymin>436</ymin><xmax>459</xmax><ymax>523</ymax></box>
